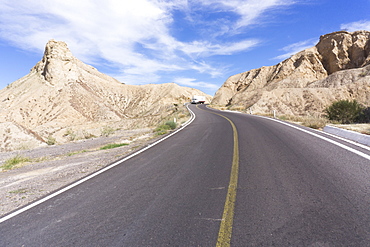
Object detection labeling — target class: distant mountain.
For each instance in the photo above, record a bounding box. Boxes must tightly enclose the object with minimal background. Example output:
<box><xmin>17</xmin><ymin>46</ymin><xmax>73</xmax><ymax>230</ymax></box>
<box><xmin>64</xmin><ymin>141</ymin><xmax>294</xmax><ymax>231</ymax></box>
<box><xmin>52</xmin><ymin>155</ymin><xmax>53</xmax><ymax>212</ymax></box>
<box><xmin>0</xmin><ymin>40</ymin><xmax>210</xmax><ymax>151</ymax></box>
<box><xmin>212</xmin><ymin>30</ymin><xmax>370</xmax><ymax>116</ymax></box>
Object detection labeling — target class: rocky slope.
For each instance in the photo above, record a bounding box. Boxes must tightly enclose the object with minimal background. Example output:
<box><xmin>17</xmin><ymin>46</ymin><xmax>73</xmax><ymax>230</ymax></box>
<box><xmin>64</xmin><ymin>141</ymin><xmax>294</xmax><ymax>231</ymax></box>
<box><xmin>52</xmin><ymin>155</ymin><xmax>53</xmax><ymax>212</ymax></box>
<box><xmin>0</xmin><ymin>40</ymin><xmax>210</xmax><ymax>151</ymax></box>
<box><xmin>212</xmin><ymin>31</ymin><xmax>370</xmax><ymax>115</ymax></box>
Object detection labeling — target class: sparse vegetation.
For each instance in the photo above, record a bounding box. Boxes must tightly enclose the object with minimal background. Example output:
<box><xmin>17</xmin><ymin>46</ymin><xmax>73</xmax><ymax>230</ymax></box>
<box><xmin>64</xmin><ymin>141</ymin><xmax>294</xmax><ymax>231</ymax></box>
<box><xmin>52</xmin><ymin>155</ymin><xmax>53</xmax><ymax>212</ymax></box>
<box><xmin>165</xmin><ymin>121</ymin><xmax>177</xmax><ymax>130</ymax></box>
<box><xmin>208</xmin><ymin>105</ymin><xmax>228</xmax><ymax>111</ymax></box>
<box><xmin>46</xmin><ymin>135</ymin><xmax>56</xmax><ymax>145</ymax></box>
<box><xmin>67</xmin><ymin>150</ymin><xmax>88</xmax><ymax>156</ymax></box>
<box><xmin>325</xmin><ymin>100</ymin><xmax>365</xmax><ymax>124</ymax></box>
<box><xmin>154</xmin><ymin>121</ymin><xmax>177</xmax><ymax>135</ymax></box>
<box><xmin>228</xmin><ymin>105</ymin><xmax>246</xmax><ymax>111</ymax></box>
<box><xmin>101</xmin><ymin>126</ymin><xmax>115</xmax><ymax>137</ymax></box>
<box><xmin>362</xmin><ymin>129</ymin><xmax>370</xmax><ymax>135</ymax></box>
<box><xmin>82</xmin><ymin>130</ymin><xmax>96</xmax><ymax>139</ymax></box>
<box><xmin>9</xmin><ymin>188</ymin><xmax>28</xmax><ymax>194</ymax></box>
<box><xmin>1</xmin><ymin>155</ymin><xmax>31</xmax><ymax>171</ymax></box>
<box><xmin>64</xmin><ymin>128</ymin><xmax>77</xmax><ymax>141</ymax></box>
<box><xmin>100</xmin><ymin>143</ymin><xmax>129</xmax><ymax>150</ymax></box>
<box><xmin>155</xmin><ymin>124</ymin><xmax>171</xmax><ymax>135</ymax></box>
<box><xmin>277</xmin><ymin>115</ymin><xmax>303</xmax><ymax>122</ymax></box>
<box><xmin>359</xmin><ymin>66</ymin><xmax>370</xmax><ymax>77</ymax></box>
<box><xmin>302</xmin><ymin>117</ymin><xmax>328</xmax><ymax>129</ymax></box>
<box><xmin>278</xmin><ymin>115</ymin><xmax>328</xmax><ymax>129</ymax></box>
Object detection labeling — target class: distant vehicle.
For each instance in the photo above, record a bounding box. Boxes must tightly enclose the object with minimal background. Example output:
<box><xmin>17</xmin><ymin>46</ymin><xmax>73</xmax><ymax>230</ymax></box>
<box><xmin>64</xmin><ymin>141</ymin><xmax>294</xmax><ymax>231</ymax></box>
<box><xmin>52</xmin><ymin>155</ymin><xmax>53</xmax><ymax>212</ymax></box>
<box><xmin>191</xmin><ymin>95</ymin><xmax>206</xmax><ymax>104</ymax></box>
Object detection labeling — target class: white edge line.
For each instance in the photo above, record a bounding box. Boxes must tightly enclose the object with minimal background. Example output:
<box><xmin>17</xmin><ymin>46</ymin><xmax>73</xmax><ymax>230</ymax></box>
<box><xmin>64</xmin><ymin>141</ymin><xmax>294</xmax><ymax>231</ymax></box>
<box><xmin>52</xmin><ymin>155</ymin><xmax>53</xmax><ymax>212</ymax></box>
<box><xmin>0</xmin><ymin>104</ymin><xmax>196</xmax><ymax>224</ymax></box>
<box><xmin>310</xmin><ymin>127</ymin><xmax>370</xmax><ymax>152</ymax></box>
<box><xmin>207</xmin><ymin>106</ymin><xmax>370</xmax><ymax>161</ymax></box>
<box><xmin>255</xmin><ymin>115</ymin><xmax>370</xmax><ymax>161</ymax></box>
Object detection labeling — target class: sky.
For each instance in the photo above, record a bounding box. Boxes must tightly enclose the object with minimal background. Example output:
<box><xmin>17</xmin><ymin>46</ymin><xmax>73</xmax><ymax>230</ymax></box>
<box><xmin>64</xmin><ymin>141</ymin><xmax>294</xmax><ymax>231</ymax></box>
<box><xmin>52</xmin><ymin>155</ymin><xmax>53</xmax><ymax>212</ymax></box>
<box><xmin>0</xmin><ymin>0</ymin><xmax>369</xmax><ymax>96</ymax></box>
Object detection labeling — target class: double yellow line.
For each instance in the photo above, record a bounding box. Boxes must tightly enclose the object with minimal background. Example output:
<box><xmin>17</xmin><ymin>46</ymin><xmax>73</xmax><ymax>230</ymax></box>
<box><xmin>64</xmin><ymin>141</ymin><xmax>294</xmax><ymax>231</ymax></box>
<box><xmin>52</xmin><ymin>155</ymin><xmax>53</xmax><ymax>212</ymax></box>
<box><xmin>196</xmin><ymin>105</ymin><xmax>239</xmax><ymax>246</ymax></box>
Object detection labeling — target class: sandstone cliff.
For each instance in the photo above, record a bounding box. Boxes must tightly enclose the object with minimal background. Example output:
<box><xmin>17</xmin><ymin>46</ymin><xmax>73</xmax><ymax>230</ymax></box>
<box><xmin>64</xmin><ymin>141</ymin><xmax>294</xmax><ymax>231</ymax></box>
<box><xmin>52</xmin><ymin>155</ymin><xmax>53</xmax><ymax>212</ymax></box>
<box><xmin>0</xmin><ymin>40</ymin><xmax>210</xmax><ymax>151</ymax></box>
<box><xmin>212</xmin><ymin>31</ymin><xmax>370</xmax><ymax>115</ymax></box>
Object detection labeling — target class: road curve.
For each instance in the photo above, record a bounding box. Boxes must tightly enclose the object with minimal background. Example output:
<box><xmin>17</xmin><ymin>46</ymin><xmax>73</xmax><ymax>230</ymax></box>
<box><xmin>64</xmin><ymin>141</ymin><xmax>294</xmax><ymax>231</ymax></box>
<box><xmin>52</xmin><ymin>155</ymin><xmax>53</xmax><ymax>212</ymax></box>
<box><xmin>0</xmin><ymin>104</ymin><xmax>369</xmax><ymax>246</ymax></box>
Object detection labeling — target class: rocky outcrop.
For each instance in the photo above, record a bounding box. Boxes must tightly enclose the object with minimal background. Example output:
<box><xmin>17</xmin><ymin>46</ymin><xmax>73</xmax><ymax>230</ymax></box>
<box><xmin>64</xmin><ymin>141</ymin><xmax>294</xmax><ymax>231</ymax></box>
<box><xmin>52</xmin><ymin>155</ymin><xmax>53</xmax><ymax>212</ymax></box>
<box><xmin>0</xmin><ymin>40</ymin><xmax>210</xmax><ymax>151</ymax></box>
<box><xmin>32</xmin><ymin>40</ymin><xmax>122</xmax><ymax>87</ymax></box>
<box><xmin>316</xmin><ymin>31</ymin><xmax>370</xmax><ymax>73</ymax></box>
<box><xmin>212</xmin><ymin>31</ymin><xmax>370</xmax><ymax>115</ymax></box>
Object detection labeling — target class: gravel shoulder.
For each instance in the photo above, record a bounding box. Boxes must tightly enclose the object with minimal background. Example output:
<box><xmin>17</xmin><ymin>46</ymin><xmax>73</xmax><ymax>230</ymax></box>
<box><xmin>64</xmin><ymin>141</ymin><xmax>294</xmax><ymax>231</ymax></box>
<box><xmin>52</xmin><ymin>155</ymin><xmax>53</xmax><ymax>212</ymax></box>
<box><xmin>331</xmin><ymin>123</ymin><xmax>370</xmax><ymax>134</ymax></box>
<box><xmin>0</xmin><ymin>128</ymin><xmax>161</xmax><ymax>217</ymax></box>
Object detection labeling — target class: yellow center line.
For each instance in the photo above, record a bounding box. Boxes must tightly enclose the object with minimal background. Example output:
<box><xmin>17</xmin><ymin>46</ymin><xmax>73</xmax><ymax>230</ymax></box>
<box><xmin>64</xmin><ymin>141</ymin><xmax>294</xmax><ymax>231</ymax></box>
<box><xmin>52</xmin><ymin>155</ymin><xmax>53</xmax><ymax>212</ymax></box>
<box><xmin>196</xmin><ymin>105</ymin><xmax>239</xmax><ymax>247</ymax></box>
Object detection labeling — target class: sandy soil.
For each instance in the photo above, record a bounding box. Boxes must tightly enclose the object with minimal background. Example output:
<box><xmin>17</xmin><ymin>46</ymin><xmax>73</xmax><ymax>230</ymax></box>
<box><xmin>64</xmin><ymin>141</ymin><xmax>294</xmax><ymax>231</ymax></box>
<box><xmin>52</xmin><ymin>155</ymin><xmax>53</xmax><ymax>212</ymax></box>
<box><xmin>0</xmin><ymin>128</ymin><xmax>160</xmax><ymax>217</ymax></box>
<box><xmin>331</xmin><ymin>123</ymin><xmax>370</xmax><ymax>135</ymax></box>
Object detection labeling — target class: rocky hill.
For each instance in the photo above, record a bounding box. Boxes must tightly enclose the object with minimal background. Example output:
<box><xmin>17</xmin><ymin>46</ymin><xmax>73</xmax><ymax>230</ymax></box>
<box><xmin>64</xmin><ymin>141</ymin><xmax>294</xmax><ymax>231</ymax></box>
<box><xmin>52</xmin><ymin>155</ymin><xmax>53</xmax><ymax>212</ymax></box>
<box><xmin>0</xmin><ymin>40</ymin><xmax>210</xmax><ymax>151</ymax></box>
<box><xmin>212</xmin><ymin>31</ymin><xmax>370</xmax><ymax>115</ymax></box>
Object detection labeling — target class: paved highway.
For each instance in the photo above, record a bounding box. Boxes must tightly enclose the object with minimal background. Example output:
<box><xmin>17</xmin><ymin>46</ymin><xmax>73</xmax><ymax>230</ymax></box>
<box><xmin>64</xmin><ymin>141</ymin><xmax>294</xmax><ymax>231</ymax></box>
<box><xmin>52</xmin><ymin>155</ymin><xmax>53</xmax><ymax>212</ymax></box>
<box><xmin>1</xmin><ymin>104</ymin><xmax>369</xmax><ymax>246</ymax></box>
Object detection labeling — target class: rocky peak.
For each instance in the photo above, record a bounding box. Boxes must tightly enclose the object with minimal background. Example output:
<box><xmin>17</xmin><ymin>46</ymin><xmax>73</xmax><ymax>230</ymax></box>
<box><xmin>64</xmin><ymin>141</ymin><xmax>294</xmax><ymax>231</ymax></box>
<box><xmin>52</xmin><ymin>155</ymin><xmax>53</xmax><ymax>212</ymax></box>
<box><xmin>43</xmin><ymin>39</ymin><xmax>74</xmax><ymax>61</ymax></box>
<box><xmin>316</xmin><ymin>30</ymin><xmax>370</xmax><ymax>74</ymax></box>
<box><xmin>32</xmin><ymin>40</ymin><xmax>76</xmax><ymax>85</ymax></box>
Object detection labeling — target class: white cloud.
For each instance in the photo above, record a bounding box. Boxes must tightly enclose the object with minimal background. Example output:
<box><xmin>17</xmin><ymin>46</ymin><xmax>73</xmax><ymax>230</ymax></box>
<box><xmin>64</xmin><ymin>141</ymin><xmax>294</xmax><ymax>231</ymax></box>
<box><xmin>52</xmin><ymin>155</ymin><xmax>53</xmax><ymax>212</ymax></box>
<box><xmin>179</xmin><ymin>39</ymin><xmax>259</xmax><ymax>57</ymax></box>
<box><xmin>340</xmin><ymin>20</ymin><xmax>370</xmax><ymax>32</ymax></box>
<box><xmin>0</xmin><ymin>0</ymin><xmax>297</xmax><ymax>86</ymax></box>
<box><xmin>173</xmin><ymin>77</ymin><xmax>220</xmax><ymax>90</ymax></box>
<box><xmin>0</xmin><ymin>0</ymin><xmax>178</xmax><ymax>82</ymax></box>
<box><xmin>273</xmin><ymin>38</ymin><xmax>318</xmax><ymax>60</ymax></box>
<box><xmin>186</xmin><ymin>0</ymin><xmax>296</xmax><ymax>35</ymax></box>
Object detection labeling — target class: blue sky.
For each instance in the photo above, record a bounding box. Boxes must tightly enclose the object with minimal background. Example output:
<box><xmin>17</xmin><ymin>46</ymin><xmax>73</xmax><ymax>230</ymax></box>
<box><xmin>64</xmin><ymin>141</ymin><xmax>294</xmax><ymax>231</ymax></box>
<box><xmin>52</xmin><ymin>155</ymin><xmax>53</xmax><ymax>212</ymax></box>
<box><xmin>0</xmin><ymin>0</ymin><xmax>369</xmax><ymax>95</ymax></box>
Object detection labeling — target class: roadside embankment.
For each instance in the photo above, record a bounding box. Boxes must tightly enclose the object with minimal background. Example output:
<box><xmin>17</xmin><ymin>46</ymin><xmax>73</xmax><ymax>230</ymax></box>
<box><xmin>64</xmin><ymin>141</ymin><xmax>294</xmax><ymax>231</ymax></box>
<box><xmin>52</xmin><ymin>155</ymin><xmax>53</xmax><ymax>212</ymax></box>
<box><xmin>323</xmin><ymin>125</ymin><xmax>370</xmax><ymax>146</ymax></box>
<box><xmin>0</xmin><ymin>128</ymin><xmax>157</xmax><ymax>216</ymax></box>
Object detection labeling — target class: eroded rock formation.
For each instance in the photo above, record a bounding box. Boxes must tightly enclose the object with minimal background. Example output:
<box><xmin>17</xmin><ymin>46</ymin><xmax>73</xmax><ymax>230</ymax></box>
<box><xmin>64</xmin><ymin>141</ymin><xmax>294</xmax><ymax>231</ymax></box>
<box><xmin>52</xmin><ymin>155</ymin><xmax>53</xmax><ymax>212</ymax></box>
<box><xmin>0</xmin><ymin>40</ymin><xmax>210</xmax><ymax>151</ymax></box>
<box><xmin>212</xmin><ymin>31</ymin><xmax>370</xmax><ymax>116</ymax></box>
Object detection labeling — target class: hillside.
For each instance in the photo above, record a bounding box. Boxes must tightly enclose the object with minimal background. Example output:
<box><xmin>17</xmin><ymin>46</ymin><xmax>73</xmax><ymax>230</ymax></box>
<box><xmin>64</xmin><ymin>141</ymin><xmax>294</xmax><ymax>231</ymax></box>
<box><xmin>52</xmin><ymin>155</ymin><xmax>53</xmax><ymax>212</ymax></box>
<box><xmin>0</xmin><ymin>40</ymin><xmax>210</xmax><ymax>151</ymax></box>
<box><xmin>212</xmin><ymin>31</ymin><xmax>370</xmax><ymax>115</ymax></box>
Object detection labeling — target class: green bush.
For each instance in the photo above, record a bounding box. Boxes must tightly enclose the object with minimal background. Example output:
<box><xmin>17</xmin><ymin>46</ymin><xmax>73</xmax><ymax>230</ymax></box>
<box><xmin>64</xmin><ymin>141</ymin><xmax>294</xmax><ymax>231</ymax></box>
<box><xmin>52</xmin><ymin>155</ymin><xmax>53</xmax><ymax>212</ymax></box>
<box><xmin>154</xmin><ymin>121</ymin><xmax>177</xmax><ymax>135</ymax></box>
<box><xmin>325</xmin><ymin>100</ymin><xmax>365</xmax><ymax>124</ymax></box>
<box><xmin>155</xmin><ymin>124</ymin><xmax>171</xmax><ymax>135</ymax></box>
<box><xmin>358</xmin><ymin>107</ymin><xmax>370</xmax><ymax>123</ymax></box>
<box><xmin>165</xmin><ymin>121</ymin><xmax>177</xmax><ymax>130</ymax></box>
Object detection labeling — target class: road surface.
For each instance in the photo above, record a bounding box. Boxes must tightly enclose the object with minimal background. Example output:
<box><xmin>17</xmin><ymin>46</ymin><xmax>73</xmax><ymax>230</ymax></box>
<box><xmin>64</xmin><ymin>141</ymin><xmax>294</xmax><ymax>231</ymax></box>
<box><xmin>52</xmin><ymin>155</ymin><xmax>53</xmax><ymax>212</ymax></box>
<box><xmin>1</xmin><ymin>104</ymin><xmax>369</xmax><ymax>246</ymax></box>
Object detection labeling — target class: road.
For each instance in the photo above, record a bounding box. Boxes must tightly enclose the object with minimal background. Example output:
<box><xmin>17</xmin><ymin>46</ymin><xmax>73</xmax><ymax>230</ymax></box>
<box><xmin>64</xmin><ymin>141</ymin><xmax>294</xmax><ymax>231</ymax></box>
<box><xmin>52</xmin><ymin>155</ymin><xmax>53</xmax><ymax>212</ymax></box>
<box><xmin>1</xmin><ymin>104</ymin><xmax>369</xmax><ymax>246</ymax></box>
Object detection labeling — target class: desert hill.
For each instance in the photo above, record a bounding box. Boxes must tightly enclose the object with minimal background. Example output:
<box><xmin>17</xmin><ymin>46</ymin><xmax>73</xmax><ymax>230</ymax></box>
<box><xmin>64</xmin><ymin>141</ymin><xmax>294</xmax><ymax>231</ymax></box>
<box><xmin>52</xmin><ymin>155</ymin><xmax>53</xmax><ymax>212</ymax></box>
<box><xmin>0</xmin><ymin>40</ymin><xmax>210</xmax><ymax>151</ymax></box>
<box><xmin>212</xmin><ymin>30</ymin><xmax>370</xmax><ymax>115</ymax></box>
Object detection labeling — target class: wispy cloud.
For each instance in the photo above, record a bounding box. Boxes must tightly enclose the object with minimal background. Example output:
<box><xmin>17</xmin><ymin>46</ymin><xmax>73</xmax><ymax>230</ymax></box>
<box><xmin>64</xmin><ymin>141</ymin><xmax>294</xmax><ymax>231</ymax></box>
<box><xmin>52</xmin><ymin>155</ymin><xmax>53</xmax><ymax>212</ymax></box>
<box><xmin>0</xmin><ymin>0</ymin><xmax>297</xmax><ymax>86</ymax></box>
<box><xmin>273</xmin><ymin>38</ymin><xmax>318</xmax><ymax>60</ymax></box>
<box><xmin>340</xmin><ymin>20</ymin><xmax>370</xmax><ymax>32</ymax></box>
<box><xmin>185</xmin><ymin>0</ymin><xmax>296</xmax><ymax>36</ymax></box>
<box><xmin>173</xmin><ymin>77</ymin><xmax>220</xmax><ymax>90</ymax></box>
<box><xmin>179</xmin><ymin>39</ymin><xmax>260</xmax><ymax>57</ymax></box>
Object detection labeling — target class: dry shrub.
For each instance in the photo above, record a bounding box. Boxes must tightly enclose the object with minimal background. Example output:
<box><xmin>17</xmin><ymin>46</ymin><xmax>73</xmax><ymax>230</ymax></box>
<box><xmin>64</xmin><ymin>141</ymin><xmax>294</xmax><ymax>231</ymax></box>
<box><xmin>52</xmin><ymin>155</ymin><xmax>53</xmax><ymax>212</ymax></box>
<box><xmin>208</xmin><ymin>105</ymin><xmax>228</xmax><ymax>110</ymax></box>
<box><xmin>278</xmin><ymin>115</ymin><xmax>304</xmax><ymax>122</ymax></box>
<box><xmin>278</xmin><ymin>115</ymin><xmax>327</xmax><ymax>129</ymax></box>
<box><xmin>302</xmin><ymin>117</ymin><xmax>328</xmax><ymax>129</ymax></box>
<box><xmin>361</xmin><ymin>129</ymin><xmax>370</xmax><ymax>135</ymax></box>
<box><xmin>229</xmin><ymin>105</ymin><xmax>245</xmax><ymax>111</ymax></box>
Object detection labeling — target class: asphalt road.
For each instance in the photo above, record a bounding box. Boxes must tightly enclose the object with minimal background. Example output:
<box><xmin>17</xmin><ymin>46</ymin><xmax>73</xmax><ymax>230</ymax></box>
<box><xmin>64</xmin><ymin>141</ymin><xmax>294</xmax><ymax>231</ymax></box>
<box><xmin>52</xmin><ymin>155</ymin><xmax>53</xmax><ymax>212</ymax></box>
<box><xmin>1</xmin><ymin>104</ymin><xmax>369</xmax><ymax>246</ymax></box>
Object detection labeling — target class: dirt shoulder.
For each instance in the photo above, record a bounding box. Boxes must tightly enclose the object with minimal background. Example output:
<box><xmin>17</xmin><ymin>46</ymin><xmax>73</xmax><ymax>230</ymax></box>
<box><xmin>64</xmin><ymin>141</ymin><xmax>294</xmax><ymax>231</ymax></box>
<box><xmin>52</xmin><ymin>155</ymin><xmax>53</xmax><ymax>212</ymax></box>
<box><xmin>0</xmin><ymin>128</ymin><xmax>161</xmax><ymax>217</ymax></box>
<box><xmin>330</xmin><ymin>123</ymin><xmax>370</xmax><ymax>135</ymax></box>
